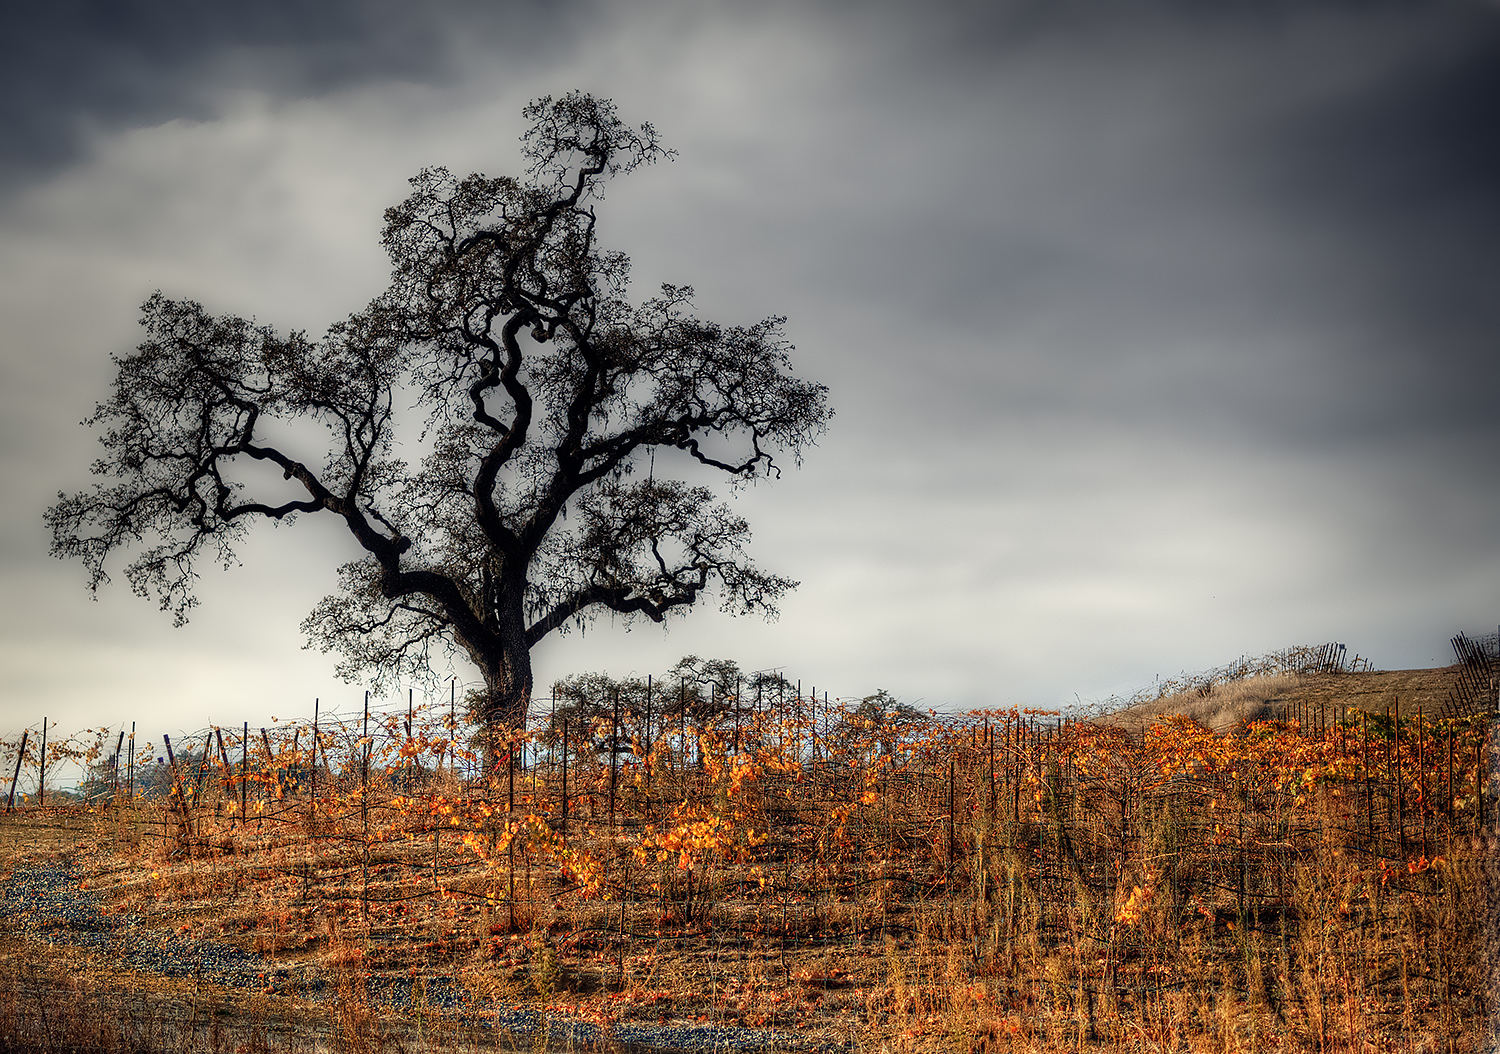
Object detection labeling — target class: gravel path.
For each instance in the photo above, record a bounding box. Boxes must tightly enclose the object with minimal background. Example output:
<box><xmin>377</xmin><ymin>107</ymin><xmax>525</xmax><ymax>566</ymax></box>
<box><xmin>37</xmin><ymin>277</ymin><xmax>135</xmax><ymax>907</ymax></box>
<box><xmin>1</xmin><ymin>861</ymin><xmax>843</xmax><ymax>1052</ymax></box>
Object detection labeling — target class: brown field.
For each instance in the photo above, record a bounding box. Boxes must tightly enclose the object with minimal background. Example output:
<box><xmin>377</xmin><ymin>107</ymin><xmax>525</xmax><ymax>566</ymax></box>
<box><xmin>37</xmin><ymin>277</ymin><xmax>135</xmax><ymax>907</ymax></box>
<box><xmin>0</xmin><ymin>661</ymin><xmax>1495</xmax><ymax>1053</ymax></box>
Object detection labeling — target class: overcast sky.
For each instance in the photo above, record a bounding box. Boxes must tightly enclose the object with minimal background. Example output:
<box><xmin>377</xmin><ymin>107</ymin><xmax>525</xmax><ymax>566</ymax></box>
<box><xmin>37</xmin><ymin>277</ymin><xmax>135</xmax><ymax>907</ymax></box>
<box><xmin>3</xmin><ymin>0</ymin><xmax>1498</xmax><ymax>745</ymax></box>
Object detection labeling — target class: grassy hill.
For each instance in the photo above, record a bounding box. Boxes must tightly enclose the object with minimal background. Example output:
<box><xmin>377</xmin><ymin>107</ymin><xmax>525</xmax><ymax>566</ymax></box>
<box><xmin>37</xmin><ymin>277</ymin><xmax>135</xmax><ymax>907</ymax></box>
<box><xmin>1098</xmin><ymin>664</ymin><xmax>1470</xmax><ymax>737</ymax></box>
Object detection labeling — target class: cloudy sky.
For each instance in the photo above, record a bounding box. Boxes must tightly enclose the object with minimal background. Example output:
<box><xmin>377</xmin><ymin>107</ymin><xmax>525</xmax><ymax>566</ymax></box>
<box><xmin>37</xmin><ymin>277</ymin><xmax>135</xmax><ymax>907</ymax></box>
<box><xmin>2</xmin><ymin>0</ymin><xmax>1498</xmax><ymax>744</ymax></box>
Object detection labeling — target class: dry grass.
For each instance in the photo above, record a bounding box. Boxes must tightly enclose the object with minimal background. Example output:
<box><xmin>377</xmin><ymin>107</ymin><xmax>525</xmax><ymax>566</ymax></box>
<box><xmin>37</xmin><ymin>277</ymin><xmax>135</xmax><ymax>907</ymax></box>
<box><xmin>1099</xmin><ymin>672</ymin><xmax>1306</xmax><ymax>736</ymax></box>
<box><xmin>1</xmin><ymin>664</ymin><xmax>1493</xmax><ymax>1053</ymax></box>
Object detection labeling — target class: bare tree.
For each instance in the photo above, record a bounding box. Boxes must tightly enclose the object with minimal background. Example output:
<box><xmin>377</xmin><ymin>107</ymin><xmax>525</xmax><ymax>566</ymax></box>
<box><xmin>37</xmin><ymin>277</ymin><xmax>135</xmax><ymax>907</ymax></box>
<box><xmin>46</xmin><ymin>92</ymin><xmax>831</xmax><ymax>770</ymax></box>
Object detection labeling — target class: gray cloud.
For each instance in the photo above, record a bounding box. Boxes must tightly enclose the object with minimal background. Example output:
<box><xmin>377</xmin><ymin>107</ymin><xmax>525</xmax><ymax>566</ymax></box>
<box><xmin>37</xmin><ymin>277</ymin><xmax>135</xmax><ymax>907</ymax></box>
<box><xmin>2</xmin><ymin>0</ymin><xmax>1497</xmax><ymax>735</ymax></box>
<box><xmin>0</xmin><ymin>0</ymin><xmax>588</xmax><ymax>189</ymax></box>
<box><xmin>776</xmin><ymin>4</ymin><xmax>1500</xmax><ymax>466</ymax></box>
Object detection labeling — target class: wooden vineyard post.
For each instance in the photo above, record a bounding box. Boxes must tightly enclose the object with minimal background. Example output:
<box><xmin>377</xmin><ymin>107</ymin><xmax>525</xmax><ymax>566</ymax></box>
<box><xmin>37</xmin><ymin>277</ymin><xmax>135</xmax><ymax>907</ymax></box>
<box><xmin>310</xmin><ymin>699</ymin><xmax>319</xmax><ymax>813</ymax></box>
<box><xmin>823</xmin><ymin>689</ymin><xmax>830</xmax><ymax>767</ymax></box>
<box><xmin>362</xmin><ymin>691</ymin><xmax>371</xmax><ymax>837</ymax></box>
<box><xmin>948</xmin><ymin>757</ymin><xmax>956</xmax><ymax>880</ymax></box>
<box><xmin>1384</xmin><ymin>708</ymin><xmax>1393</xmax><ymax>849</ymax></box>
<box><xmin>796</xmin><ymin>679</ymin><xmax>804</xmax><ymax>763</ymax></box>
<box><xmin>163</xmin><ymin>733</ymin><xmax>190</xmax><ymax>846</ymax></box>
<box><xmin>1237</xmin><ymin>802</ymin><xmax>1247</xmax><ymax>928</ymax></box>
<box><xmin>508</xmin><ymin>735</ymin><xmax>516</xmax><ymax>932</ymax></box>
<box><xmin>618</xmin><ymin>844</ymin><xmax>631</xmax><ymax>990</ymax></box>
<box><xmin>609</xmin><ymin>688</ymin><xmax>619</xmax><ymax>829</ymax></box>
<box><xmin>215</xmin><ymin>728</ymin><xmax>230</xmax><ymax>783</ymax></box>
<box><xmin>1363</xmin><ymin>711</ymin><xmax>1372</xmax><ymax>852</ymax></box>
<box><xmin>1417</xmin><ymin>707</ymin><xmax>1427</xmax><ymax>859</ymax></box>
<box><xmin>111</xmin><ymin>730</ymin><xmax>125</xmax><ymax>807</ymax></box>
<box><xmin>361</xmin><ymin>691</ymin><xmax>372</xmax><ymax>922</ymax></box>
<box><xmin>402</xmin><ymin>692</ymin><xmax>414</xmax><ymax>791</ymax></box>
<box><xmin>639</xmin><ymin>677</ymin><xmax>651</xmax><ymax>827</ymax></box>
<box><xmin>36</xmin><ymin>718</ymin><xmax>46</xmax><ymax>808</ymax></box>
<box><xmin>810</xmin><ymin>684</ymin><xmax>817</xmax><ymax>767</ymax></box>
<box><xmin>193</xmin><ymin>732</ymin><xmax>212</xmax><ymax>837</ymax></box>
<box><xmin>241</xmin><ymin>722</ymin><xmax>249</xmax><ymax>825</ymax></box>
<box><xmin>1395</xmin><ymin>694</ymin><xmax>1405</xmax><ymax>857</ymax></box>
<box><xmin>405</xmin><ymin>688</ymin><xmax>413</xmax><ymax>790</ymax></box>
<box><xmin>987</xmin><ymin>719</ymin><xmax>996</xmax><ymax>822</ymax></box>
<box><xmin>756</xmin><ymin>678</ymin><xmax>763</xmax><ymax>762</ymax></box>
<box><xmin>1446</xmin><ymin>729</ymin><xmax>1454</xmax><ymax>833</ymax></box>
<box><xmin>449</xmin><ymin>680</ymin><xmax>457</xmax><ymax>778</ymax></box>
<box><xmin>558</xmin><ymin>722</ymin><xmax>567</xmax><ymax>845</ymax></box>
<box><xmin>1011</xmin><ymin>719</ymin><xmax>1020</xmax><ymax>834</ymax></box>
<box><xmin>644</xmin><ymin>675</ymin><xmax>653</xmax><ymax>821</ymax></box>
<box><xmin>261</xmin><ymin>728</ymin><xmax>275</xmax><ymax>805</ymax></box>
<box><xmin>1478</xmin><ymin>727</ymin><xmax>1486</xmax><ymax>837</ymax></box>
<box><xmin>6</xmin><ymin>730</ymin><xmax>27</xmax><ymax>813</ymax></box>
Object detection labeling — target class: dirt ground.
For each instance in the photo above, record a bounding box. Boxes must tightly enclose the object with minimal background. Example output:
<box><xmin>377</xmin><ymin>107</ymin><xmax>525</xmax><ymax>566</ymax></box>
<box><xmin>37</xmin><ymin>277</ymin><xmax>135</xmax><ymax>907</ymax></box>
<box><xmin>0</xmin><ymin>807</ymin><xmax>861</xmax><ymax>1052</ymax></box>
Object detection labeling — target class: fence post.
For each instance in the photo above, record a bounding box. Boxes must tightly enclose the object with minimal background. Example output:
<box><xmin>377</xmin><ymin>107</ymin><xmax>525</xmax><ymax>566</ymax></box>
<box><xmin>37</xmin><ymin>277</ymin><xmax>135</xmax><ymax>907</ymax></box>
<box><xmin>1418</xmin><ymin>706</ymin><xmax>1429</xmax><ymax>859</ymax></box>
<box><xmin>948</xmin><ymin>757</ymin><xmax>956</xmax><ymax>879</ymax></box>
<box><xmin>508</xmin><ymin>734</ymin><xmax>516</xmax><ymax>931</ymax></box>
<box><xmin>36</xmin><ymin>718</ymin><xmax>46</xmax><ymax>808</ymax></box>
<box><xmin>193</xmin><ymin>733</ymin><xmax>212</xmax><ymax>835</ymax></box>
<box><xmin>1363</xmin><ymin>711</ymin><xmax>1372</xmax><ymax>852</ymax></box>
<box><xmin>1446</xmin><ymin>730</ymin><xmax>1454</xmax><ymax>834</ymax></box>
<box><xmin>163</xmin><ymin>733</ymin><xmax>189</xmax><ymax>844</ymax></box>
<box><xmin>362</xmin><ymin>692</ymin><xmax>371</xmax><ymax>837</ymax></box>
<box><xmin>610</xmin><ymin>688</ymin><xmax>619</xmax><ymax>828</ymax></box>
<box><xmin>987</xmin><ymin>718</ymin><xmax>995</xmax><ymax>820</ymax></box>
<box><xmin>795</xmin><ymin>679</ymin><xmax>803</xmax><ymax>762</ymax></box>
<box><xmin>6</xmin><ymin>730</ymin><xmax>27</xmax><ymax>812</ymax></box>
<box><xmin>310</xmin><ymin>699</ymin><xmax>319</xmax><ymax>809</ymax></box>
<box><xmin>1478</xmin><ymin>725</ymin><xmax>1486</xmax><ymax>837</ymax></box>
<box><xmin>644</xmin><ymin>674</ymin><xmax>654</xmax><ymax>820</ymax></box>
<box><xmin>111</xmin><ymin>730</ymin><xmax>124</xmax><ymax>807</ymax></box>
<box><xmin>362</xmin><ymin>691</ymin><xmax>370</xmax><ymax>788</ymax></box>
<box><xmin>241</xmin><ymin>722</ymin><xmax>248</xmax><ymax>823</ymax></box>
<box><xmin>1395</xmin><ymin>694</ymin><xmax>1405</xmax><ymax>857</ymax></box>
<box><xmin>258</xmin><ymin>727</ymin><xmax>274</xmax><ymax>802</ymax></box>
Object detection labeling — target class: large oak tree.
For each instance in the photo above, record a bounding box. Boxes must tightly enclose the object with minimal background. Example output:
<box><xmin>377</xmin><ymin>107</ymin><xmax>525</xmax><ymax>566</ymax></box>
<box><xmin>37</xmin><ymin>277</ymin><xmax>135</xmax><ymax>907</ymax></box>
<box><xmin>47</xmin><ymin>93</ymin><xmax>831</xmax><ymax>767</ymax></box>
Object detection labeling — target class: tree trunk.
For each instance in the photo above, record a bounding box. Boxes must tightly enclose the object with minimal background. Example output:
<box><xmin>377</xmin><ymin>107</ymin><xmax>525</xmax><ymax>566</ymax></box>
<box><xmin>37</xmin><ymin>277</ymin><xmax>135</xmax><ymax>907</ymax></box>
<box><xmin>466</xmin><ymin>605</ymin><xmax>533</xmax><ymax>779</ymax></box>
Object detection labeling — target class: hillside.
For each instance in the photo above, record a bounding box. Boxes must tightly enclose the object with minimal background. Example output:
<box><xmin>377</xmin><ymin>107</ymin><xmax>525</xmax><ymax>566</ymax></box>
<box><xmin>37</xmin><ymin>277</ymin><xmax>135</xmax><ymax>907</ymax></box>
<box><xmin>1096</xmin><ymin>663</ymin><xmax>1469</xmax><ymax>737</ymax></box>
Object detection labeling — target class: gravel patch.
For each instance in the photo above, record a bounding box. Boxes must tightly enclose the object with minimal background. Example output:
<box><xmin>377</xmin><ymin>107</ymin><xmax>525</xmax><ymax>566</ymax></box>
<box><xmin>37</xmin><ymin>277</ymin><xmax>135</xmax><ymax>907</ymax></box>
<box><xmin>0</xmin><ymin>861</ymin><xmax>843</xmax><ymax>1052</ymax></box>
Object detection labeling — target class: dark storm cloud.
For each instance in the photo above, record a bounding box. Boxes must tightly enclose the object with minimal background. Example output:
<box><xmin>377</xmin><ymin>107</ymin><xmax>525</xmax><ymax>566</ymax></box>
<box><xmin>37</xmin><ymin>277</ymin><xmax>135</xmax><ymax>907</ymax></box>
<box><xmin>794</xmin><ymin>1</ymin><xmax>1500</xmax><ymax>462</ymax></box>
<box><xmin>1247</xmin><ymin>25</ymin><xmax>1500</xmax><ymax>443</ymax></box>
<box><xmin>0</xmin><ymin>0</ymin><xmax>591</xmax><ymax>189</ymax></box>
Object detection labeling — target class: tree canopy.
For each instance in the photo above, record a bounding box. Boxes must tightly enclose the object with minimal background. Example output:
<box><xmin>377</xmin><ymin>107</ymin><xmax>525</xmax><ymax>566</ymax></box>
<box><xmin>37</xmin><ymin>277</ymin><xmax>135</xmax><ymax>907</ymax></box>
<box><xmin>46</xmin><ymin>92</ymin><xmax>831</xmax><ymax>765</ymax></box>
